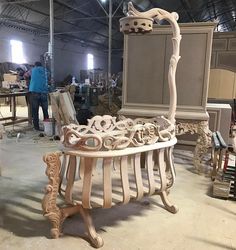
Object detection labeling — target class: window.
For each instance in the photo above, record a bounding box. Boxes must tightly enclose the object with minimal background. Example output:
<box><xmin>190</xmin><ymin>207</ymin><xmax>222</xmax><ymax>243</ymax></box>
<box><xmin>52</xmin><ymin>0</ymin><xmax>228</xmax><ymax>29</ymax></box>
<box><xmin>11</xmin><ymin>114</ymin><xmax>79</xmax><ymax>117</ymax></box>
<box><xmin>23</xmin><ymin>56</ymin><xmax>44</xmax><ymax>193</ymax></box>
<box><xmin>87</xmin><ymin>53</ymin><xmax>94</xmax><ymax>70</ymax></box>
<box><xmin>10</xmin><ymin>40</ymin><xmax>26</xmax><ymax>64</ymax></box>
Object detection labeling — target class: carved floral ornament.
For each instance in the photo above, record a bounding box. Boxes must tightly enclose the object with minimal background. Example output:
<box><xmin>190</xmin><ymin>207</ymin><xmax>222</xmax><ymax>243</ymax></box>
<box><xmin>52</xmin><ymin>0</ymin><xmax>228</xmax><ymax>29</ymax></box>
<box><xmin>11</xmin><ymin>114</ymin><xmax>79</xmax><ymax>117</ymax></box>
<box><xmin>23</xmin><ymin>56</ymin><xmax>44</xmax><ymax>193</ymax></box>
<box><xmin>61</xmin><ymin>115</ymin><xmax>175</xmax><ymax>151</ymax></box>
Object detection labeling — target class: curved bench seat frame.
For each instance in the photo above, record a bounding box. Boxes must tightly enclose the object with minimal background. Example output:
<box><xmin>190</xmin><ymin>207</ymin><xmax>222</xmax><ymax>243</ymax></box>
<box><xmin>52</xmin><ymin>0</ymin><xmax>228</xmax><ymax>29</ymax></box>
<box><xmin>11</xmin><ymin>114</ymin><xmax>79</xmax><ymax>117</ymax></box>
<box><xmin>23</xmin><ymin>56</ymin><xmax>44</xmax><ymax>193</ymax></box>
<box><xmin>42</xmin><ymin>2</ymin><xmax>181</xmax><ymax>248</ymax></box>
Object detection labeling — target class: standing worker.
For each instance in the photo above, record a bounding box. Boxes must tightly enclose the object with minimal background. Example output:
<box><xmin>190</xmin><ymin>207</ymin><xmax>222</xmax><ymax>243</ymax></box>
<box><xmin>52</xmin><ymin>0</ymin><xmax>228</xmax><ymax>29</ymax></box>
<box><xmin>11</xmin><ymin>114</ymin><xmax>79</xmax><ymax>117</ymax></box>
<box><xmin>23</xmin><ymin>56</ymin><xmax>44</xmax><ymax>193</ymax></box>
<box><xmin>29</xmin><ymin>61</ymin><xmax>49</xmax><ymax>131</ymax></box>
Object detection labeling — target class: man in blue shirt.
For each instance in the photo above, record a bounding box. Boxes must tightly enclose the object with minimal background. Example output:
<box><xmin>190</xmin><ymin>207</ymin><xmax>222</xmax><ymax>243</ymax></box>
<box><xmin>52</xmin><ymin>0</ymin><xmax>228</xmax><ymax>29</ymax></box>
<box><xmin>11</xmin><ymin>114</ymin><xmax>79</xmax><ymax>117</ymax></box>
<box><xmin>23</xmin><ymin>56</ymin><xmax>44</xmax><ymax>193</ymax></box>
<box><xmin>29</xmin><ymin>61</ymin><xmax>49</xmax><ymax>130</ymax></box>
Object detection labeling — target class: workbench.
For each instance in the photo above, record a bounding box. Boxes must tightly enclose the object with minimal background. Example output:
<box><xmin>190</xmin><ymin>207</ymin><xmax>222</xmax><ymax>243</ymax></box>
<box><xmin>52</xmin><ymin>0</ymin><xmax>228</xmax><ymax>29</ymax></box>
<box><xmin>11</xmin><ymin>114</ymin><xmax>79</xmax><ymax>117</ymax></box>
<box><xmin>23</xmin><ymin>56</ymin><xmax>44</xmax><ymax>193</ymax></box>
<box><xmin>0</xmin><ymin>91</ymin><xmax>32</xmax><ymax>126</ymax></box>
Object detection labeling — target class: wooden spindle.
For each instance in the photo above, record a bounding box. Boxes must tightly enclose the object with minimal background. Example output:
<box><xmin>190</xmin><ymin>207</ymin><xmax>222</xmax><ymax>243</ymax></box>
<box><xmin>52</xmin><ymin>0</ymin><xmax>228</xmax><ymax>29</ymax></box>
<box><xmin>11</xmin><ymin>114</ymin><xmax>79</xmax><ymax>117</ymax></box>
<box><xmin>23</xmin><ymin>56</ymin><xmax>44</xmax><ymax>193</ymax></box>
<box><xmin>103</xmin><ymin>157</ymin><xmax>113</xmax><ymax>208</ymax></box>
<box><xmin>133</xmin><ymin>153</ymin><xmax>144</xmax><ymax>200</ymax></box>
<box><xmin>59</xmin><ymin>153</ymin><xmax>67</xmax><ymax>195</ymax></box>
<box><xmin>146</xmin><ymin>150</ymin><xmax>155</xmax><ymax>195</ymax></box>
<box><xmin>120</xmin><ymin>156</ymin><xmax>130</xmax><ymax>204</ymax></box>
<box><xmin>158</xmin><ymin>149</ymin><xmax>167</xmax><ymax>191</ymax></box>
<box><xmin>65</xmin><ymin>155</ymin><xmax>77</xmax><ymax>204</ymax></box>
<box><xmin>82</xmin><ymin>157</ymin><xmax>95</xmax><ymax>209</ymax></box>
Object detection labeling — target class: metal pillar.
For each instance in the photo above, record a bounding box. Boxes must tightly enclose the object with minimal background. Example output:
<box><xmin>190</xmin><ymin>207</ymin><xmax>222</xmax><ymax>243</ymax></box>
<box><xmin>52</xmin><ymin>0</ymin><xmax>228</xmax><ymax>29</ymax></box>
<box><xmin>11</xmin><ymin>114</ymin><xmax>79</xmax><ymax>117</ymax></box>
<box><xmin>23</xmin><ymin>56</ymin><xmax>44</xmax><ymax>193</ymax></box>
<box><xmin>49</xmin><ymin>0</ymin><xmax>54</xmax><ymax>85</ymax></box>
<box><xmin>108</xmin><ymin>0</ymin><xmax>112</xmax><ymax>108</ymax></box>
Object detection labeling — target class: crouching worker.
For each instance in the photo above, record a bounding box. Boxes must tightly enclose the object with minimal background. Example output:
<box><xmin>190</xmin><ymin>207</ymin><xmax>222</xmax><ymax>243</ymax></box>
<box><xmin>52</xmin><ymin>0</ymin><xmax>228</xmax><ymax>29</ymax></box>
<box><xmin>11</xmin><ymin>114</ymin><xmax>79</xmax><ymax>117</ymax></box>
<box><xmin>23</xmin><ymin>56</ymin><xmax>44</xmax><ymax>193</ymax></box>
<box><xmin>29</xmin><ymin>61</ymin><xmax>49</xmax><ymax>131</ymax></box>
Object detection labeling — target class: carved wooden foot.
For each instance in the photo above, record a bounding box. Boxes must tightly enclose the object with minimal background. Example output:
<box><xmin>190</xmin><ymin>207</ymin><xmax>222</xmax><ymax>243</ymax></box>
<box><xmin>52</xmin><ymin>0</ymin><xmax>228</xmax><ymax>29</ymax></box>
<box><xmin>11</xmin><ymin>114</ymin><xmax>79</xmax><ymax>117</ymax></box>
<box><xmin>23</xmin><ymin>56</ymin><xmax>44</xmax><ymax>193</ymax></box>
<box><xmin>160</xmin><ymin>191</ymin><xmax>178</xmax><ymax>214</ymax></box>
<box><xmin>42</xmin><ymin>152</ymin><xmax>64</xmax><ymax>238</ymax></box>
<box><xmin>45</xmin><ymin>211</ymin><xmax>64</xmax><ymax>239</ymax></box>
<box><xmin>78</xmin><ymin>206</ymin><xmax>104</xmax><ymax>248</ymax></box>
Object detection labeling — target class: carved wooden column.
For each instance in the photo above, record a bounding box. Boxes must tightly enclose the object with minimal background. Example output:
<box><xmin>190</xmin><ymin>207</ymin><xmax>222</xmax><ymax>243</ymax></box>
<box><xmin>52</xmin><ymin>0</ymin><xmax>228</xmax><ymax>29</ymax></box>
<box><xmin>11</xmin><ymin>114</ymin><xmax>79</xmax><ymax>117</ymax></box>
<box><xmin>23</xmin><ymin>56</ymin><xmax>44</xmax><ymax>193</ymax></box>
<box><xmin>176</xmin><ymin>120</ymin><xmax>212</xmax><ymax>172</ymax></box>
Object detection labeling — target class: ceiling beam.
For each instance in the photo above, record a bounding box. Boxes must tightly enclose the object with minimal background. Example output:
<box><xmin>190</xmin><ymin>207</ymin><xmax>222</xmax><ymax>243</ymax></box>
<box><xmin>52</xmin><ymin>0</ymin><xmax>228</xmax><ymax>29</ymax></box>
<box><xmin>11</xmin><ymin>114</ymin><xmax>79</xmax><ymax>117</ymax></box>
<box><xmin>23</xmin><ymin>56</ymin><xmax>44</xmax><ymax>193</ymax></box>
<box><xmin>54</xmin><ymin>0</ymin><xmax>119</xmax><ymax>33</ymax></box>
<box><xmin>18</xmin><ymin>2</ymin><xmax>119</xmax><ymax>42</ymax></box>
<box><xmin>0</xmin><ymin>0</ymin><xmax>40</xmax><ymax>5</ymax></box>
<box><xmin>179</xmin><ymin>0</ymin><xmax>195</xmax><ymax>22</ymax></box>
<box><xmin>0</xmin><ymin>13</ymin><xmax>108</xmax><ymax>49</ymax></box>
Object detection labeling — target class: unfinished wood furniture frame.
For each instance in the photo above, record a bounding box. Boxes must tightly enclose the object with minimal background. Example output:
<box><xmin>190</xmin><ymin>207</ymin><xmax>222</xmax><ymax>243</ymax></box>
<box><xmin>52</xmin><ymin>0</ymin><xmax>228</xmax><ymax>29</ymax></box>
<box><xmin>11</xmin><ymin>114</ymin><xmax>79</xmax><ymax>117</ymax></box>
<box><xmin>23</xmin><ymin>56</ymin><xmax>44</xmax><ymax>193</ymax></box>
<box><xmin>0</xmin><ymin>91</ymin><xmax>32</xmax><ymax>126</ymax></box>
<box><xmin>42</xmin><ymin>2</ymin><xmax>181</xmax><ymax>248</ymax></box>
<box><xmin>119</xmin><ymin>18</ymin><xmax>215</xmax><ymax>172</ymax></box>
<box><xmin>50</xmin><ymin>91</ymin><xmax>78</xmax><ymax>135</ymax></box>
<box><xmin>43</xmin><ymin>116</ymin><xmax>178</xmax><ymax>248</ymax></box>
<box><xmin>176</xmin><ymin>120</ymin><xmax>212</xmax><ymax>172</ymax></box>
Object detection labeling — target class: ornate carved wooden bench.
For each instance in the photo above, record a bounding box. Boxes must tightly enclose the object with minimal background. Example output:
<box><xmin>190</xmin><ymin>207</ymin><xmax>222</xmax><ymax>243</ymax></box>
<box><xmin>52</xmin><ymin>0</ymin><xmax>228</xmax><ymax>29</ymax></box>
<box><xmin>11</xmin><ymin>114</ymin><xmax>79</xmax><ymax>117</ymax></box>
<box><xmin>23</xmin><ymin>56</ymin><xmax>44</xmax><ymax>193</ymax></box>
<box><xmin>42</xmin><ymin>2</ymin><xmax>181</xmax><ymax>248</ymax></box>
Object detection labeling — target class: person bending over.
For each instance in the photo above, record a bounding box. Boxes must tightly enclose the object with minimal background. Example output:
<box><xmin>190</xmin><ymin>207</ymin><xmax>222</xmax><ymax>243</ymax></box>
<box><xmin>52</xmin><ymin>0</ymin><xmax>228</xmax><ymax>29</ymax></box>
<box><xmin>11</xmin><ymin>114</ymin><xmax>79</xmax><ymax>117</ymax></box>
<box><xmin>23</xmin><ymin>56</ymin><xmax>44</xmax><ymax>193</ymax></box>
<box><xmin>29</xmin><ymin>61</ymin><xmax>49</xmax><ymax>131</ymax></box>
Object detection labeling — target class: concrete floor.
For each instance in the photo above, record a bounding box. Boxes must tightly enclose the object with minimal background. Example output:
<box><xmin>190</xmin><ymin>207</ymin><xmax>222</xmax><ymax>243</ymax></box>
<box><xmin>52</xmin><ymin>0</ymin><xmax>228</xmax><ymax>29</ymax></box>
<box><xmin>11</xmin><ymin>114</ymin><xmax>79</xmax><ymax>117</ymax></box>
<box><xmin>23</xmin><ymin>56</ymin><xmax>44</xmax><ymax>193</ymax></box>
<box><xmin>0</xmin><ymin>106</ymin><xmax>236</xmax><ymax>250</ymax></box>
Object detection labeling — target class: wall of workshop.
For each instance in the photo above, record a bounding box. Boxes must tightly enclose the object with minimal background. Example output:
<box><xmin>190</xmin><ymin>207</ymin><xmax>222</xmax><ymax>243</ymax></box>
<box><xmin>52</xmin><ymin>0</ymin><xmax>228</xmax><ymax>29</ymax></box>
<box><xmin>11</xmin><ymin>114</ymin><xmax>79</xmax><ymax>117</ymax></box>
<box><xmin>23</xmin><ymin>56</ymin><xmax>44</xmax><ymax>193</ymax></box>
<box><xmin>0</xmin><ymin>26</ymin><xmax>107</xmax><ymax>82</ymax></box>
<box><xmin>54</xmin><ymin>42</ymin><xmax>107</xmax><ymax>81</ymax></box>
<box><xmin>111</xmin><ymin>54</ymin><xmax>123</xmax><ymax>74</ymax></box>
<box><xmin>0</xmin><ymin>26</ymin><xmax>48</xmax><ymax>65</ymax></box>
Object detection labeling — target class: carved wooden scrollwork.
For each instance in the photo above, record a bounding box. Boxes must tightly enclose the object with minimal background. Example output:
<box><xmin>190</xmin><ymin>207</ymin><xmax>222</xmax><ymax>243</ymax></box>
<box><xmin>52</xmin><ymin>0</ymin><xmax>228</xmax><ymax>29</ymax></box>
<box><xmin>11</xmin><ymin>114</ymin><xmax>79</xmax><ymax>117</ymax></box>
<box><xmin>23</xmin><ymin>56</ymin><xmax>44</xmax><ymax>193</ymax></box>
<box><xmin>42</xmin><ymin>152</ymin><xmax>64</xmax><ymax>238</ymax></box>
<box><xmin>176</xmin><ymin>121</ymin><xmax>212</xmax><ymax>171</ymax></box>
<box><xmin>61</xmin><ymin>115</ymin><xmax>176</xmax><ymax>151</ymax></box>
<box><xmin>42</xmin><ymin>3</ymin><xmax>181</xmax><ymax>248</ymax></box>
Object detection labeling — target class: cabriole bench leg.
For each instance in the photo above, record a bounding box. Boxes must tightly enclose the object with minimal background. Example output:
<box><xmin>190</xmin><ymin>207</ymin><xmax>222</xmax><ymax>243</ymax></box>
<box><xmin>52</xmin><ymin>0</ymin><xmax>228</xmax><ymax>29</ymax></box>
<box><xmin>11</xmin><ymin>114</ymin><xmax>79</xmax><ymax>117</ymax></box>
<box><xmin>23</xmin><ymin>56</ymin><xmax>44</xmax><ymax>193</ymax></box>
<box><xmin>158</xmin><ymin>148</ymin><xmax>178</xmax><ymax>214</ymax></box>
<box><xmin>61</xmin><ymin>205</ymin><xmax>104</xmax><ymax>248</ymax></box>
<box><xmin>160</xmin><ymin>191</ymin><xmax>178</xmax><ymax>214</ymax></box>
<box><xmin>78</xmin><ymin>206</ymin><xmax>104</xmax><ymax>248</ymax></box>
<box><xmin>42</xmin><ymin>152</ymin><xmax>103</xmax><ymax>247</ymax></box>
<box><xmin>42</xmin><ymin>152</ymin><xmax>65</xmax><ymax>238</ymax></box>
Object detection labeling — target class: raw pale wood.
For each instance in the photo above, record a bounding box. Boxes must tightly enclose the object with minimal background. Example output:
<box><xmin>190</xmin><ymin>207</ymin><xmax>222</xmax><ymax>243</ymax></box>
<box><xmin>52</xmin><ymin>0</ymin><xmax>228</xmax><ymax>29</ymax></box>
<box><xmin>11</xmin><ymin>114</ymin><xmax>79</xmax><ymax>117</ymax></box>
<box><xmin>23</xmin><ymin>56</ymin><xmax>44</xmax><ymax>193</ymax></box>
<box><xmin>59</xmin><ymin>154</ymin><xmax>67</xmax><ymax>196</ymax></box>
<box><xmin>120</xmin><ymin>156</ymin><xmax>130</xmax><ymax>204</ymax></box>
<box><xmin>78</xmin><ymin>205</ymin><xmax>104</xmax><ymax>248</ymax></box>
<box><xmin>213</xmin><ymin>180</ymin><xmax>231</xmax><ymax>198</ymax></box>
<box><xmin>146</xmin><ymin>151</ymin><xmax>156</xmax><ymax>195</ymax></box>
<box><xmin>65</xmin><ymin>155</ymin><xmax>76</xmax><ymax>204</ymax></box>
<box><xmin>120</xmin><ymin>2</ymin><xmax>181</xmax><ymax>124</ymax></box>
<box><xmin>82</xmin><ymin>157</ymin><xmax>95</xmax><ymax>209</ymax></box>
<box><xmin>160</xmin><ymin>191</ymin><xmax>178</xmax><ymax>214</ymax></box>
<box><xmin>59</xmin><ymin>92</ymin><xmax>77</xmax><ymax>124</ymax></box>
<box><xmin>49</xmin><ymin>92</ymin><xmax>62</xmax><ymax>132</ymax></box>
<box><xmin>133</xmin><ymin>153</ymin><xmax>144</xmax><ymax>200</ymax></box>
<box><xmin>158</xmin><ymin>149</ymin><xmax>167</xmax><ymax>192</ymax></box>
<box><xmin>79</xmin><ymin>157</ymin><xmax>85</xmax><ymax>179</ymax></box>
<box><xmin>42</xmin><ymin>152</ymin><xmax>64</xmax><ymax>239</ymax></box>
<box><xmin>42</xmin><ymin>2</ymin><xmax>180</xmax><ymax>248</ymax></box>
<box><xmin>113</xmin><ymin>157</ymin><xmax>120</xmax><ymax>170</ymax></box>
<box><xmin>103</xmin><ymin>158</ymin><xmax>112</xmax><ymax>208</ymax></box>
<box><xmin>165</xmin><ymin>147</ymin><xmax>176</xmax><ymax>189</ymax></box>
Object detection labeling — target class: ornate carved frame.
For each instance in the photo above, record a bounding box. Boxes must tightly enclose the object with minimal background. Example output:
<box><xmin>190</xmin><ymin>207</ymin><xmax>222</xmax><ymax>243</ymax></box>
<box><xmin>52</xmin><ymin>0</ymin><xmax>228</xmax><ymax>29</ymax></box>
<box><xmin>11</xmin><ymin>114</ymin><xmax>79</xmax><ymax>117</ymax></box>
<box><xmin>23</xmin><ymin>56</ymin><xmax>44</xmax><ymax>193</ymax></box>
<box><xmin>42</xmin><ymin>2</ymin><xmax>182</xmax><ymax>248</ymax></box>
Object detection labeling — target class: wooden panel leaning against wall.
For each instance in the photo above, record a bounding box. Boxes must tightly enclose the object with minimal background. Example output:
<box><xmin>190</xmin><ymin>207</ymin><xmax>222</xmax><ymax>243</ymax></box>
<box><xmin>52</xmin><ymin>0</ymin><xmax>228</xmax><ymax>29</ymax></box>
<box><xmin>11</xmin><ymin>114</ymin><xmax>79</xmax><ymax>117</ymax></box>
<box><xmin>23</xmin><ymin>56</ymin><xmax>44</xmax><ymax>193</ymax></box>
<box><xmin>208</xmin><ymin>69</ymin><xmax>236</xmax><ymax>100</ymax></box>
<box><xmin>209</xmin><ymin>31</ymin><xmax>236</xmax><ymax>100</ymax></box>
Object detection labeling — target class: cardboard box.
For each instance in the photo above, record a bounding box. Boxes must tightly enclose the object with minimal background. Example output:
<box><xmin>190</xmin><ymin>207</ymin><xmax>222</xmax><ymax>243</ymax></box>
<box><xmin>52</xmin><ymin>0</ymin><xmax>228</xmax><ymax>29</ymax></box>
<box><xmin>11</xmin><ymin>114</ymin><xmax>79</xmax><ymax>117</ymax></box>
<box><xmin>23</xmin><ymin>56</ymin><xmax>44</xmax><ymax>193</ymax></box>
<box><xmin>2</xmin><ymin>81</ymin><xmax>10</xmax><ymax>88</ymax></box>
<box><xmin>3</xmin><ymin>73</ymin><xmax>17</xmax><ymax>82</ymax></box>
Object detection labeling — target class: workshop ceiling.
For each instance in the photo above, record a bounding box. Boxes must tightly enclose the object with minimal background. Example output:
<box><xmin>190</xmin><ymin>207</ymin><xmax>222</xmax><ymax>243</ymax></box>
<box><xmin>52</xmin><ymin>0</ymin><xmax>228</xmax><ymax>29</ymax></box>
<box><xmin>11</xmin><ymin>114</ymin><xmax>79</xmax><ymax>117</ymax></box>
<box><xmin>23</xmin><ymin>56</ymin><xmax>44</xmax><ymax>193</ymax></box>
<box><xmin>0</xmin><ymin>0</ymin><xmax>236</xmax><ymax>52</ymax></box>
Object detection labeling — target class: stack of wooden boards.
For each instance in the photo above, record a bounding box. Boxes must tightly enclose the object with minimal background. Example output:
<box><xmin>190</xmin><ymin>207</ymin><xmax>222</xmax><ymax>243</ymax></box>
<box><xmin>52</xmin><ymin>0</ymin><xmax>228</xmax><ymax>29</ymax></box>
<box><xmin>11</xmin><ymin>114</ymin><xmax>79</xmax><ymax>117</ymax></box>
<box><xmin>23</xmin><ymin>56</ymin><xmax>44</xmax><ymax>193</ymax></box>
<box><xmin>222</xmin><ymin>153</ymin><xmax>236</xmax><ymax>199</ymax></box>
<box><xmin>213</xmin><ymin>153</ymin><xmax>236</xmax><ymax>199</ymax></box>
<box><xmin>212</xmin><ymin>136</ymin><xmax>236</xmax><ymax>199</ymax></box>
<box><xmin>49</xmin><ymin>91</ymin><xmax>78</xmax><ymax>134</ymax></box>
